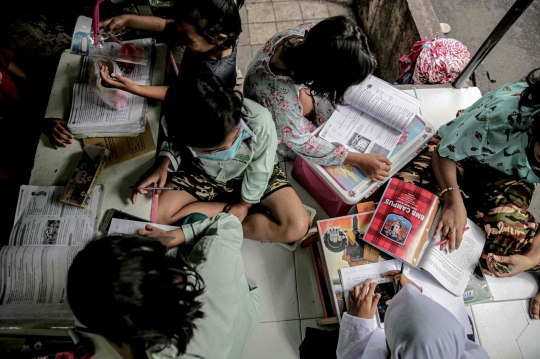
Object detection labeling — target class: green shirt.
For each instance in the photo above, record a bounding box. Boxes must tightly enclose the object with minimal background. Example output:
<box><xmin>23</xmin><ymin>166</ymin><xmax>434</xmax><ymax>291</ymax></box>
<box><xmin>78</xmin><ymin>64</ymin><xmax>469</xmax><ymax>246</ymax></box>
<box><xmin>147</xmin><ymin>213</ymin><xmax>260</xmax><ymax>359</ymax></box>
<box><xmin>438</xmin><ymin>82</ymin><xmax>540</xmax><ymax>183</ymax></box>
<box><xmin>159</xmin><ymin>99</ymin><xmax>278</xmax><ymax>203</ymax></box>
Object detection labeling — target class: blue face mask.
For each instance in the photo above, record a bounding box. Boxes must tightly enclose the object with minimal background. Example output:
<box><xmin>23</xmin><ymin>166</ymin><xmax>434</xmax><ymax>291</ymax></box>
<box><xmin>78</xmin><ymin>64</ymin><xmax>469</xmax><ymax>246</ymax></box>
<box><xmin>190</xmin><ymin>125</ymin><xmax>251</xmax><ymax>162</ymax></box>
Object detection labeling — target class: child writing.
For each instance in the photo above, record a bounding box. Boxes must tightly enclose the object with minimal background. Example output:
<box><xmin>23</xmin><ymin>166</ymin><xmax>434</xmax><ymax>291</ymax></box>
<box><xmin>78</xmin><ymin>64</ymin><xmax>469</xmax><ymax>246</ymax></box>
<box><xmin>244</xmin><ymin>17</ymin><xmax>390</xmax><ymax>182</ymax></box>
<box><xmin>43</xmin><ymin>0</ymin><xmax>243</xmax><ymax>148</ymax></box>
<box><xmin>133</xmin><ymin>70</ymin><xmax>310</xmax><ymax>243</ymax></box>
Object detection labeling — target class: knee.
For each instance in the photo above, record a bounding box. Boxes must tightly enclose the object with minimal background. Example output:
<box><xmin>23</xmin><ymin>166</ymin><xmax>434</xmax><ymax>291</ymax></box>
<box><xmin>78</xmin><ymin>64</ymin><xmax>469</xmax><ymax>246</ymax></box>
<box><xmin>279</xmin><ymin>210</ymin><xmax>311</xmax><ymax>243</ymax></box>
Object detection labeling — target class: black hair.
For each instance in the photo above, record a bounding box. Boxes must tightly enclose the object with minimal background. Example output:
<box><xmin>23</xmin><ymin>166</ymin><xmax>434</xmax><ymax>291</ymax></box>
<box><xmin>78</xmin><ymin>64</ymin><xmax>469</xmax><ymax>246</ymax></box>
<box><xmin>67</xmin><ymin>236</ymin><xmax>204</xmax><ymax>354</ymax></box>
<box><xmin>165</xmin><ymin>70</ymin><xmax>247</xmax><ymax>150</ymax></box>
<box><xmin>520</xmin><ymin>68</ymin><xmax>540</xmax><ymax>110</ymax></box>
<box><xmin>174</xmin><ymin>0</ymin><xmax>244</xmax><ymax>49</ymax></box>
<box><xmin>281</xmin><ymin>16</ymin><xmax>377</xmax><ymax>106</ymax></box>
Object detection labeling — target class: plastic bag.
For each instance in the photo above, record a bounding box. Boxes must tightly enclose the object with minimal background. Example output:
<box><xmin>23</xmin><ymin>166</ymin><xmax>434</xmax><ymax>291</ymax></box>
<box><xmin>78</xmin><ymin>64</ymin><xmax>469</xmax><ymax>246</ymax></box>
<box><xmin>88</xmin><ymin>58</ymin><xmax>129</xmax><ymax>110</ymax></box>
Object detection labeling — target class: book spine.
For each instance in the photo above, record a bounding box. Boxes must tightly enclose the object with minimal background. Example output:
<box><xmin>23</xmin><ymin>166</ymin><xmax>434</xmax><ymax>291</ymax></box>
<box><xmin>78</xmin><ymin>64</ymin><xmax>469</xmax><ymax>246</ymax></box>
<box><xmin>412</xmin><ymin>199</ymin><xmax>440</xmax><ymax>266</ymax></box>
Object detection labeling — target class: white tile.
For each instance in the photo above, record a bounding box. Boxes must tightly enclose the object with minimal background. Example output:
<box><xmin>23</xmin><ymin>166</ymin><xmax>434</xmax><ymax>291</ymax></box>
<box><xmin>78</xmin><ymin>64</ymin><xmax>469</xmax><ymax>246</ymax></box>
<box><xmin>241</xmin><ymin>239</ymin><xmax>300</xmax><ymax>322</ymax></box>
<box><xmin>285</xmin><ymin>160</ymin><xmax>329</xmax><ymax>223</ymax></box>
<box><xmin>485</xmin><ymin>272</ymin><xmax>540</xmax><ymax>302</ymax></box>
<box><xmin>471</xmin><ymin>301</ymin><xmax>529</xmax><ymax>359</ymax></box>
<box><xmin>295</xmin><ymin>246</ymin><xmax>324</xmax><ymax>319</ymax></box>
<box><xmin>300</xmin><ymin>318</ymin><xmax>338</xmax><ymax>340</ymax></box>
<box><xmin>241</xmin><ymin>320</ymin><xmax>302</xmax><ymax>359</ymax></box>
<box><xmin>517</xmin><ymin>299</ymin><xmax>540</xmax><ymax>359</ymax></box>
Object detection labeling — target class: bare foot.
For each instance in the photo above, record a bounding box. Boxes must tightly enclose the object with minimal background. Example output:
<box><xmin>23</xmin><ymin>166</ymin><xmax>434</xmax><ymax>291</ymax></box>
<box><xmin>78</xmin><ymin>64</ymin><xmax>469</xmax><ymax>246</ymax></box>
<box><xmin>530</xmin><ymin>293</ymin><xmax>540</xmax><ymax>320</ymax></box>
<box><xmin>138</xmin><ymin>225</ymin><xmax>185</xmax><ymax>251</ymax></box>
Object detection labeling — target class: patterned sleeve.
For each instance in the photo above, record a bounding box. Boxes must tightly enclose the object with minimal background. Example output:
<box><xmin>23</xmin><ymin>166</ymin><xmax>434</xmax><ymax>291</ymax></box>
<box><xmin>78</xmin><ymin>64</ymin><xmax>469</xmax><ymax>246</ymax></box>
<box><xmin>437</xmin><ymin>108</ymin><xmax>489</xmax><ymax>161</ymax></box>
<box><xmin>275</xmin><ymin>95</ymin><xmax>348</xmax><ymax>166</ymax></box>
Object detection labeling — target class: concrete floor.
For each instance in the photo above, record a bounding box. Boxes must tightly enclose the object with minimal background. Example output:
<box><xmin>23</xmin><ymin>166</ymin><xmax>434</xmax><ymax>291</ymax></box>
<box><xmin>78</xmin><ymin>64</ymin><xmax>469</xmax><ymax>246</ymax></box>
<box><xmin>431</xmin><ymin>0</ymin><xmax>540</xmax><ymax>219</ymax></box>
<box><xmin>431</xmin><ymin>0</ymin><xmax>540</xmax><ymax>93</ymax></box>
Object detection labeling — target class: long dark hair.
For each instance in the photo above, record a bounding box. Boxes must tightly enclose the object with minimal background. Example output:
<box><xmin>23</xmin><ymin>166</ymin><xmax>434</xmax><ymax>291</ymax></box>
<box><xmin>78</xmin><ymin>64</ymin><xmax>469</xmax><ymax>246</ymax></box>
<box><xmin>67</xmin><ymin>236</ymin><xmax>205</xmax><ymax>355</ymax></box>
<box><xmin>281</xmin><ymin>16</ymin><xmax>377</xmax><ymax>106</ymax></box>
<box><xmin>174</xmin><ymin>0</ymin><xmax>244</xmax><ymax>49</ymax></box>
<box><xmin>165</xmin><ymin>70</ymin><xmax>249</xmax><ymax>150</ymax></box>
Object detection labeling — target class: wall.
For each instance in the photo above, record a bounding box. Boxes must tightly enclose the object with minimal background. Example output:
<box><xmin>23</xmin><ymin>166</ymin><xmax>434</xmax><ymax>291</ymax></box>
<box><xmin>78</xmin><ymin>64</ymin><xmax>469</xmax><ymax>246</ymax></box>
<box><xmin>355</xmin><ymin>0</ymin><xmax>443</xmax><ymax>82</ymax></box>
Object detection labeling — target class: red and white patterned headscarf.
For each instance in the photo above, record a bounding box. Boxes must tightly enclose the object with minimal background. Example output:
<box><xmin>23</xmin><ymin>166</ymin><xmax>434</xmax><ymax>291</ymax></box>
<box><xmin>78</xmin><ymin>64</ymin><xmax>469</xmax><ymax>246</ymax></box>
<box><xmin>413</xmin><ymin>38</ymin><xmax>470</xmax><ymax>84</ymax></box>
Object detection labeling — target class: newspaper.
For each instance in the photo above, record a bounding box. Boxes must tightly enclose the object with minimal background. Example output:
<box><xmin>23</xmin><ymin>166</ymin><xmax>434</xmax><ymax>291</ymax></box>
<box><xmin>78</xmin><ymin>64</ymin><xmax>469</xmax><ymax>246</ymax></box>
<box><xmin>1</xmin><ymin>185</ymin><xmax>103</xmax><ymax>308</ymax></box>
<box><xmin>320</xmin><ymin>75</ymin><xmax>421</xmax><ymax>159</ymax></box>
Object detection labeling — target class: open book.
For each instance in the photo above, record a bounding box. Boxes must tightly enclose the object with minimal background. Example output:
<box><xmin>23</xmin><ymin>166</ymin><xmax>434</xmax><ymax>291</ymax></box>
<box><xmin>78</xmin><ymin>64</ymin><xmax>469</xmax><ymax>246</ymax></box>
<box><xmin>0</xmin><ymin>185</ymin><xmax>103</xmax><ymax>326</ymax></box>
<box><xmin>305</xmin><ymin>76</ymin><xmax>433</xmax><ymax>204</ymax></box>
<box><xmin>339</xmin><ymin>260</ymin><xmax>473</xmax><ymax>335</ymax></box>
<box><xmin>363</xmin><ymin>178</ymin><xmax>485</xmax><ymax>296</ymax></box>
<box><xmin>320</xmin><ymin>75</ymin><xmax>421</xmax><ymax>159</ymax></box>
<box><xmin>68</xmin><ymin>38</ymin><xmax>155</xmax><ymax>138</ymax></box>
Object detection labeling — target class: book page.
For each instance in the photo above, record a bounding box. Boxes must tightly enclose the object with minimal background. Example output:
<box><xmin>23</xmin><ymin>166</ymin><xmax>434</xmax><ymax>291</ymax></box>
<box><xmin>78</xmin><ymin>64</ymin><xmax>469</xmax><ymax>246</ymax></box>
<box><xmin>108</xmin><ymin>218</ymin><xmax>179</xmax><ymax>235</ymax></box>
<box><xmin>419</xmin><ymin>219</ymin><xmax>485</xmax><ymax>296</ymax></box>
<box><xmin>404</xmin><ymin>266</ymin><xmax>473</xmax><ymax>334</ymax></box>
<box><xmin>344</xmin><ymin>75</ymin><xmax>420</xmax><ymax>131</ymax></box>
<box><xmin>10</xmin><ymin>185</ymin><xmax>103</xmax><ymax>246</ymax></box>
<box><xmin>0</xmin><ymin>246</ymin><xmax>81</xmax><ymax>305</ymax></box>
<box><xmin>320</xmin><ymin>106</ymin><xmax>402</xmax><ymax>159</ymax></box>
<box><xmin>68</xmin><ymin>82</ymin><xmax>147</xmax><ymax>127</ymax></box>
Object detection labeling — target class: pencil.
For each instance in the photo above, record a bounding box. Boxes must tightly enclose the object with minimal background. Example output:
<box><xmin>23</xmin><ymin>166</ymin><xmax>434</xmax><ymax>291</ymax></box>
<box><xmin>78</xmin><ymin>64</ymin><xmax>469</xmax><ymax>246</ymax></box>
<box><xmin>397</xmin><ymin>262</ymin><xmax>404</xmax><ymax>292</ymax></box>
<box><xmin>130</xmin><ymin>186</ymin><xmax>183</xmax><ymax>191</ymax></box>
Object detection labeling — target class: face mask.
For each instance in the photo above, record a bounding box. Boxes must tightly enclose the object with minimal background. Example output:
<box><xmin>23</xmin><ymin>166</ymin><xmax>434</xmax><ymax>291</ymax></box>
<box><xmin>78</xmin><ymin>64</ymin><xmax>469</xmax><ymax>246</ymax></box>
<box><xmin>190</xmin><ymin>125</ymin><xmax>251</xmax><ymax>162</ymax></box>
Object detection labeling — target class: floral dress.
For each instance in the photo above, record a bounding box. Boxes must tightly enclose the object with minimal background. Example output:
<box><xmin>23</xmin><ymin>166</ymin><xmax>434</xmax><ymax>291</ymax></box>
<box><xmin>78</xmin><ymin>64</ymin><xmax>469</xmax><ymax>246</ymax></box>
<box><xmin>243</xmin><ymin>24</ymin><xmax>348</xmax><ymax>166</ymax></box>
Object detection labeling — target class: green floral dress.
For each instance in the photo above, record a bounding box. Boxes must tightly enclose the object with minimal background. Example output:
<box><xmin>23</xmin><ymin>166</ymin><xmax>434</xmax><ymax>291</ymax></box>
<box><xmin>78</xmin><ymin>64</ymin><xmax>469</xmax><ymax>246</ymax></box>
<box><xmin>395</xmin><ymin>82</ymin><xmax>540</xmax><ymax>270</ymax></box>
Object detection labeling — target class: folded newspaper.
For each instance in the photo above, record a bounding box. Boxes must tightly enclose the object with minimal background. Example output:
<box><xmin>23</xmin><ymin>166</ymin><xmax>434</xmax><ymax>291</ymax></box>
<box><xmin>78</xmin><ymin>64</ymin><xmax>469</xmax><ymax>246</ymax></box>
<box><xmin>67</xmin><ymin>38</ymin><xmax>154</xmax><ymax>138</ymax></box>
<box><xmin>0</xmin><ymin>185</ymin><xmax>103</xmax><ymax>326</ymax></box>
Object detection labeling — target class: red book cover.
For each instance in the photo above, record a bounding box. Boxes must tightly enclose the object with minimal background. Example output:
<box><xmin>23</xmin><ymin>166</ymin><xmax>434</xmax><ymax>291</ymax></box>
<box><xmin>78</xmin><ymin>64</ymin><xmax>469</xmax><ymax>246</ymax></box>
<box><xmin>364</xmin><ymin>178</ymin><xmax>440</xmax><ymax>266</ymax></box>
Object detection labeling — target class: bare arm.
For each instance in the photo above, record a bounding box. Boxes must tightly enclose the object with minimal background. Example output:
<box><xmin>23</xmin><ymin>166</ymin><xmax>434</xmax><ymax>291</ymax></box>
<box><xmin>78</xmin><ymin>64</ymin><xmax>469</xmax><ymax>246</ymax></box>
<box><xmin>100</xmin><ymin>66</ymin><xmax>168</xmax><ymax>101</ymax></box>
<box><xmin>431</xmin><ymin>147</ymin><xmax>467</xmax><ymax>252</ymax></box>
<box><xmin>100</xmin><ymin>14</ymin><xmax>172</xmax><ymax>34</ymax></box>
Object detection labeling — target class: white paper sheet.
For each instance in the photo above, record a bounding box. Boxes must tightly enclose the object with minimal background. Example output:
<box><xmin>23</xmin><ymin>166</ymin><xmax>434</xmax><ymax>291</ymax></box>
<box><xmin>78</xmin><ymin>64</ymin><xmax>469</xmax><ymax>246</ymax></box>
<box><xmin>405</xmin><ymin>266</ymin><xmax>473</xmax><ymax>335</ymax></box>
<box><xmin>108</xmin><ymin>218</ymin><xmax>179</xmax><ymax>235</ymax></box>
<box><xmin>344</xmin><ymin>75</ymin><xmax>421</xmax><ymax>131</ymax></box>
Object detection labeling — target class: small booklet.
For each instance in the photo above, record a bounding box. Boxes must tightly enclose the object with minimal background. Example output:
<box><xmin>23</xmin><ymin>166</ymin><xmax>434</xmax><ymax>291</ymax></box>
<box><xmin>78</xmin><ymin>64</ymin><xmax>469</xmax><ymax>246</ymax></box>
<box><xmin>339</xmin><ymin>260</ymin><xmax>473</xmax><ymax>335</ymax></box>
<box><xmin>363</xmin><ymin>178</ymin><xmax>485</xmax><ymax>296</ymax></box>
<box><xmin>320</xmin><ymin>75</ymin><xmax>421</xmax><ymax>159</ymax></box>
<box><xmin>1</xmin><ymin>185</ymin><xmax>103</xmax><ymax>312</ymax></box>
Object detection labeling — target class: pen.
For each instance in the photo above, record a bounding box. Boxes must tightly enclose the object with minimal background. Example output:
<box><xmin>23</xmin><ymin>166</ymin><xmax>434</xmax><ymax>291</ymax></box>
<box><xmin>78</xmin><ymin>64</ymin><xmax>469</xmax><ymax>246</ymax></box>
<box><xmin>130</xmin><ymin>186</ymin><xmax>184</xmax><ymax>191</ymax></box>
<box><xmin>438</xmin><ymin>227</ymin><xmax>468</xmax><ymax>246</ymax></box>
<box><xmin>397</xmin><ymin>262</ymin><xmax>404</xmax><ymax>292</ymax></box>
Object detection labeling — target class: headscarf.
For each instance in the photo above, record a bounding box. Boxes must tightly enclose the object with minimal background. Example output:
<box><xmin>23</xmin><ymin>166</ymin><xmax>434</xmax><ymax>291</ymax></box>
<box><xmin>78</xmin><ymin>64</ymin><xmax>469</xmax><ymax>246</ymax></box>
<box><xmin>362</xmin><ymin>285</ymin><xmax>490</xmax><ymax>359</ymax></box>
<box><xmin>413</xmin><ymin>38</ymin><xmax>470</xmax><ymax>84</ymax></box>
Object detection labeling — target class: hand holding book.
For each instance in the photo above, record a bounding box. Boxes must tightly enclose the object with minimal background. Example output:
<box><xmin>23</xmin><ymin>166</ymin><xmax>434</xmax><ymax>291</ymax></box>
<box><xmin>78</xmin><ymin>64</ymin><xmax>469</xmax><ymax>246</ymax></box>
<box><xmin>345</xmin><ymin>152</ymin><xmax>392</xmax><ymax>182</ymax></box>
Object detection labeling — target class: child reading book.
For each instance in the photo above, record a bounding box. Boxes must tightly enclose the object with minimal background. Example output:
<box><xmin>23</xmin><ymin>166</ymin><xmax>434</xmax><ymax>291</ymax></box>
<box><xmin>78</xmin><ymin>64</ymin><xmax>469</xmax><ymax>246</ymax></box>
<box><xmin>132</xmin><ymin>71</ymin><xmax>310</xmax><ymax>243</ymax></box>
<box><xmin>336</xmin><ymin>280</ymin><xmax>489</xmax><ymax>359</ymax></box>
<box><xmin>243</xmin><ymin>17</ymin><xmax>390</xmax><ymax>182</ymax></box>
<box><xmin>394</xmin><ymin>69</ymin><xmax>540</xmax><ymax>318</ymax></box>
<box><xmin>99</xmin><ymin>0</ymin><xmax>243</xmax><ymax>99</ymax></box>
<box><xmin>68</xmin><ymin>213</ymin><xmax>259</xmax><ymax>359</ymax></box>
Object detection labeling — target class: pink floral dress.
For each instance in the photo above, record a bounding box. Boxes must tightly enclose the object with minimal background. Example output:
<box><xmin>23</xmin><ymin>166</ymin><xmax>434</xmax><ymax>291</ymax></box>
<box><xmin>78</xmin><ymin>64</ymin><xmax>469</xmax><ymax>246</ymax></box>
<box><xmin>244</xmin><ymin>24</ymin><xmax>348</xmax><ymax>166</ymax></box>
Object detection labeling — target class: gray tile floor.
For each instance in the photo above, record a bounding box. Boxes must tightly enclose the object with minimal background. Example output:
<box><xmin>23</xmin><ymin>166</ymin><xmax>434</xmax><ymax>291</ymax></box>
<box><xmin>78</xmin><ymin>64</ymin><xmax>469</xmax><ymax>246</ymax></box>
<box><xmin>236</xmin><ymin>1</ymin><xmax>355</xmax><ymax>80</ymax></box>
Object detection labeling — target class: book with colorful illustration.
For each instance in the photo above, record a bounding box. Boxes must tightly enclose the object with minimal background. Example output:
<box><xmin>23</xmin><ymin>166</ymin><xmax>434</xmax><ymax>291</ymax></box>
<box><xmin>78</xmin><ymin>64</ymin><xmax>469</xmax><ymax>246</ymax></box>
<box><xmin>316</xmin><ymin>211</ymin><xmax>380</xmax><ymax>319</ymax></box>
<box><xmin>364</xmin><ymin>178</ymin><xmax>486</xmax><ymax>296</ymax></box>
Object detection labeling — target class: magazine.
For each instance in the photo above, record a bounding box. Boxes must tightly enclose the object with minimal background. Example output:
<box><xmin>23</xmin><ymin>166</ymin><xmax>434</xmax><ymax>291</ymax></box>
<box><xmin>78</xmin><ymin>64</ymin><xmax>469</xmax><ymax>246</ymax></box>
<box><xmin>363</xmin><ymin>178</ymin><xmax>486</xmax><ymax>296</ymax></box>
